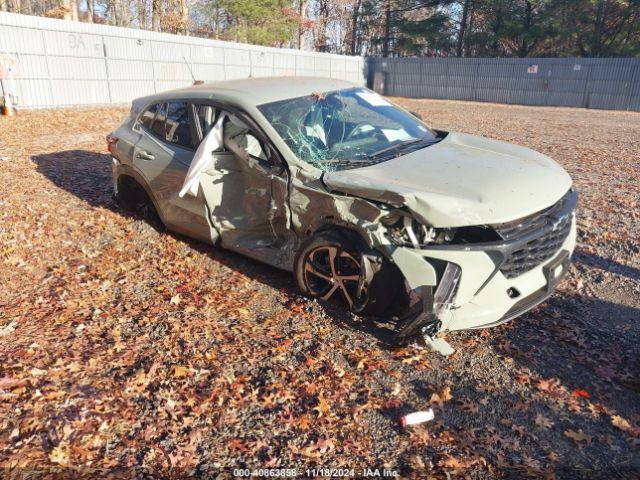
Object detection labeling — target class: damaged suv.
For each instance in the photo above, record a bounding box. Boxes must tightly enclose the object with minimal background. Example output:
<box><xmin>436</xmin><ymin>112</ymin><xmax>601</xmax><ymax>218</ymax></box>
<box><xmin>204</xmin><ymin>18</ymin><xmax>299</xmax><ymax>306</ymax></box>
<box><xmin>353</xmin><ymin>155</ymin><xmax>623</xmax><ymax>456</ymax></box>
<box><xmin>109</xmin><ymin>77</ymin><xmax>577</xmax><ymax>351</ymax></box>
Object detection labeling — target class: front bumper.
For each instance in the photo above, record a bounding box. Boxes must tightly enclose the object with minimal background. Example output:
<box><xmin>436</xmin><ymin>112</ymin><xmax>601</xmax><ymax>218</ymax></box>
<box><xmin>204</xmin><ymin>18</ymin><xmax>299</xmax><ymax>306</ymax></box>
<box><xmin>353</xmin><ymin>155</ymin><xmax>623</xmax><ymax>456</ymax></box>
<box><xmin>385</xmin><ymin>204</ymin><xmax>577</xmax><ymax>335</ymax></box>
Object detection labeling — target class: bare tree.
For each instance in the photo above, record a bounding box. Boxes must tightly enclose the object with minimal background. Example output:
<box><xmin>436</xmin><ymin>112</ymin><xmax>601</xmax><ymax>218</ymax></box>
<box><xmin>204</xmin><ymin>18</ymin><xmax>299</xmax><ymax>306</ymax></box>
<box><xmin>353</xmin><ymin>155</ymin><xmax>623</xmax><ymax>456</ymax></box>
<box><xmin>299</xmin><ymin>0</ymin><xmax>309</xmax><ymax>49</ymax></box>
<box><xmin>135</xmin><ymin>0</ymin><xmax>146</xmax><ymax>28</ymax></box>
<box><xmin>350</xmin><ymin>0</ymin><xmax>361</xmax><ymax>54</ymax></box>
<box><xmin>87</xmin><ymin>0</ymin><xmax>94</xmax><ymax>22</ymax></box>
<box><xmin>383</xmin><ymin>0</ymin><xmax>391</xmax><ymax>57</ymax></box>
<box><xmin>179</xmin><ymin>0</ymin><xmax>188</xmax><ymax>34</ymax></box>
<box><xmin>456</xmin><ymin>0</ymin><xmax>473</xmax><ymax>57</ymax></box>
<box><xmin>152</xmin><ymin>0</ymin><xmax>161</xmax><ymax>31</ymax></box>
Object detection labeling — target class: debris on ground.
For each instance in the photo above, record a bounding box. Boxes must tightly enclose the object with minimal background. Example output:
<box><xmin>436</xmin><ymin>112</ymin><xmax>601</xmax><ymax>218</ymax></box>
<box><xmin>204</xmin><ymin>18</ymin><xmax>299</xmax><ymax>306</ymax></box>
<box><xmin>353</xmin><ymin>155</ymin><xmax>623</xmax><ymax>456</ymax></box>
<box><xmin>401</xmin><ymin>409</ymin><xmax>435</xmax><ymax>427</ymax></box>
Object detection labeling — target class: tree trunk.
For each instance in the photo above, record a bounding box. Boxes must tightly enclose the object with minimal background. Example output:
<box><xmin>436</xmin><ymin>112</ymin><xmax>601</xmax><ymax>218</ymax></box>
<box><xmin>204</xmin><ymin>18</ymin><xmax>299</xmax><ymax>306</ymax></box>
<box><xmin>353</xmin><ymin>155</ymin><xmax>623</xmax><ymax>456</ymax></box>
<box><xmin>152</xmin><ymin>0</ymin><xmax>161</xmax><ymax>31</ymax></box>
<box><xmin>383</xmin><ymin>1</ymin><xmax>391</xmax><ymax>57</ymax></box>
<box><xmin>136</xmin><ymin>0</ymin><xmax>146</xmax><ymax>28</ymax></box>
<box><xmin>60</xmin><ymin>0</ymin><xmax>75</xmax><ymax>20</ymax></box>
<box><xmin>350</xmin><ymin>0</ymin><xmax>361</xmax><ymax>55</ymax></box>
<box><xmin>298</xmin><ymin>0</ymin><xmax>308</xmax><ymax>49</ymax></box>
<box><xmin>179</xmin><ymin>0</ymin><xmax>188</xmax><ymax>34</ymax></box>
<box><xmin>592</xmin><ymin>0</ymin><xmax>605</xmax><ymax>56</ymax></box>
<box><xmin>87</xmin><ymin>0</ymin><xmax>94</xmax><ymax>22</ymax></box>
<box><xmin>456</xmin><ymin>0</ymin><xmax>471</xmax><ymax>57</ymax></box>
<box><xmin>518</xmin><ymin>0</ymin><xmax>532</xmax><ymax>57</ymax></box>
<box><xmin>491</xmin><ymin>4</ymin><xmax>503</xmax><ymax>56</ymax></box>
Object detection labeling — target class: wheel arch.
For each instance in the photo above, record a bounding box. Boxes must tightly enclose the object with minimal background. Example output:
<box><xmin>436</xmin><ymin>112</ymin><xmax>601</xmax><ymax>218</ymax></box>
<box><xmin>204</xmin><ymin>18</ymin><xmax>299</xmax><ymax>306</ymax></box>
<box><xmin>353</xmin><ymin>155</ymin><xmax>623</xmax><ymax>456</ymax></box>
<box><xmin>115</xmin><ymin>164</ymin><xmax>168</xmax><ymax>225</ymax></box>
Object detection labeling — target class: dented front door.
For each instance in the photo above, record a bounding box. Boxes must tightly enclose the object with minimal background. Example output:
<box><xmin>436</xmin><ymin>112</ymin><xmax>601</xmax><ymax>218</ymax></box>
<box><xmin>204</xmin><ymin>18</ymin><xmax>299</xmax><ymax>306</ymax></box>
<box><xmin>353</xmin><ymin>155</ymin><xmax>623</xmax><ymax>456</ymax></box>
<box><xmin>199</xmin><ymin>116</ymin><xmax>292</xmax><ymax>269</ymax></box>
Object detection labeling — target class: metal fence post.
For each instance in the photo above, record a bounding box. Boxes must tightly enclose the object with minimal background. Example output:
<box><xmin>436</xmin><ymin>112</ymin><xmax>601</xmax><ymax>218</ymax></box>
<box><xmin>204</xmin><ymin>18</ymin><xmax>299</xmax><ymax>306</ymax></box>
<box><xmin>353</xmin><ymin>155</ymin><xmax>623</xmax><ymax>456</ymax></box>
<box><xmin>150</xmin><ymin>39</ymin><xmax>157</xmax><ymax>93</ymax></box>
<box><xmin>102</xmin><ymin>35</ymin><xmax>112</xmax><ymax>104</ymax></box>
<box><xmin>626</xmin><ymin>61</ymin><xmax>639</xmax><ymax>111</ymax></box>
<box><xmin>41</xmin><ymin>29</ymin><xmax>54</xmax><ymax>107</ymax></box>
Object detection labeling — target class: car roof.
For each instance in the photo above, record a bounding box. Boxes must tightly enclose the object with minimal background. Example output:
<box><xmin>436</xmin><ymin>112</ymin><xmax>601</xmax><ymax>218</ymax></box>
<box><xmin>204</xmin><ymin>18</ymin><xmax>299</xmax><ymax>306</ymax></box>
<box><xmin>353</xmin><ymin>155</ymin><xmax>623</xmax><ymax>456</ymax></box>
<box><xmin>137</xmin><ymin>76</ymin><xmax>358</xmax><ymax>107</ymax></box>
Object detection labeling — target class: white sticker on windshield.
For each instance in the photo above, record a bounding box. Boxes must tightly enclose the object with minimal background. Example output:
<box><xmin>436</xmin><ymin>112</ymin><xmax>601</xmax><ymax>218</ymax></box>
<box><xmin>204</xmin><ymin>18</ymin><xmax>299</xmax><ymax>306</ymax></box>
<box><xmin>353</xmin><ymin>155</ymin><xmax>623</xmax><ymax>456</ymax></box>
<box><xmin>356</xmin><ymin>91</ymin><xmax>392</xmax><ymax>107</ymax></box>
<box><xmin>381</xmin><ymin>129</ymin><xmax>413</xmax><ymax>142</ymax></box>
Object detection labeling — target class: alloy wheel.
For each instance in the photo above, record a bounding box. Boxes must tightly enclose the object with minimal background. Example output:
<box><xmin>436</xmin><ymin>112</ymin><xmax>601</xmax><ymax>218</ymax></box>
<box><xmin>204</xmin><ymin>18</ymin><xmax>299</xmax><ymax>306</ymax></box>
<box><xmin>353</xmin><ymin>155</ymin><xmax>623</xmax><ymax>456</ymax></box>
<box><xmin>302</xmin><ymin>245</ymin><xmax>363</xmax><ymax>308</ymax></box>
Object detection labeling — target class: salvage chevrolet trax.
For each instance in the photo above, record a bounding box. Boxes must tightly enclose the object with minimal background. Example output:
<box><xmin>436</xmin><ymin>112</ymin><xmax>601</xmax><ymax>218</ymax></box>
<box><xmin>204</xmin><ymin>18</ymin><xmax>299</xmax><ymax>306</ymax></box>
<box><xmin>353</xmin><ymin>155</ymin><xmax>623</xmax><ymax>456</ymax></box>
<box><xmin>109</xmin><ymin>77</ymin><xmax>577</xmax><ymax>351</ymax></box>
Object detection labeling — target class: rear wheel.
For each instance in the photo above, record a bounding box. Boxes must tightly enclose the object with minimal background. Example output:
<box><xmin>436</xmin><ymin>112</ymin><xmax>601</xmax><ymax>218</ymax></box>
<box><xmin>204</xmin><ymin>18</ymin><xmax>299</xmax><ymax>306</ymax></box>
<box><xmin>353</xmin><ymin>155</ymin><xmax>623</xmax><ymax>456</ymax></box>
<box><xmin>114</xmin><ymin>175</ymin><xmax>163</xmax><ymax>228</ymax></box>
<box><xmin>294</xmin><ymin>230</ymin><xmax>400</xmax><ymax>316</ymax></box>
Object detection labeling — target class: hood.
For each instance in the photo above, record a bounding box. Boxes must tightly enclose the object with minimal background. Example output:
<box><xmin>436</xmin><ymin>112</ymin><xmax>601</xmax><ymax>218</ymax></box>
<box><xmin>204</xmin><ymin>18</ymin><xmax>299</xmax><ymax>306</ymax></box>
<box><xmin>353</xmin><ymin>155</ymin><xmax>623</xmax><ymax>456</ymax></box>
<box><xmin>322</xmin><ymin>132</ymin><xmax>572</xmax><ymax>228</ymax></box>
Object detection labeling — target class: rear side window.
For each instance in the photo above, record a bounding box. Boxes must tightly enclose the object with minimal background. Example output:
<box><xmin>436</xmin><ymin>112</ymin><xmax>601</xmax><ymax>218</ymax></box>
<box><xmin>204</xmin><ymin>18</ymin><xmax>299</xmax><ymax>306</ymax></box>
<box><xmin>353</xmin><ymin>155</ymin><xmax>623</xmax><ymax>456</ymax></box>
<box><xmin>151</xmin><ymin>103</ymin><xmax>167</xmax><ymax>138</ymax></box>
<box><xmin>165</xmin><ymin>102</ymin><xmax>194</xmax><ymax>149</ymax></box>
<box><xmin>139</xmin><ymin>103</ymin><xmax>159</xmax><ymax>130</ymax></box>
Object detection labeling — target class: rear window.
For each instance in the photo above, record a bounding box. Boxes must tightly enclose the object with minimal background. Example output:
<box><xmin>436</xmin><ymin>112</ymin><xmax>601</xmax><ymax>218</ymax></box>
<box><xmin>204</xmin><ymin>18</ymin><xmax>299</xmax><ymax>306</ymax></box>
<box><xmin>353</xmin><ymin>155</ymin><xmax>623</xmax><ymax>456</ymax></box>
<box><xmin>151</xmin><ymin>103</ymin><xmax>167</xmax><ymax>138</ymax></box>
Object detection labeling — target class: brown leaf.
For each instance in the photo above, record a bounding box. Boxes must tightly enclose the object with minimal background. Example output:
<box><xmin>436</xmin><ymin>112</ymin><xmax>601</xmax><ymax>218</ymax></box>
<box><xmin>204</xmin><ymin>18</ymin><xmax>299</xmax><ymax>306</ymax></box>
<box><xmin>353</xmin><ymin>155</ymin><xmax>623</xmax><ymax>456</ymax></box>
<box><xmin>429</xmin><ymin>386</ymin><xmax>452</xmax><ymax>406</ymax></box>
<box><xmin>313</xmin><ymin>395</ymin><xmax>331</xmax><ymax>417</ymax></box>
<box><xmin>534</xmin><ymin>414</ymin><xmax>554</xmax><ymax>429</ymax></box>
<box><xmin>0</xmin><ymin>377</ymin><xmax>30</xmax><ymax>390</ymax></box>
<box><xmin>610</xmin><ymin>415</ymin><xmax>637</xmax><ymax>435</ymax></box>
<box><xmin>49</xmin><ymin>444</ymin><xmax>70</xmax><ymax>466</ymax></box>
<box><xmin>564</xmin><ymin>429</ymin><xmax>592</xmax><ymax>446</ymax></box>
<box><xmin>172</xmin><ymin>365</ymin><xmax>189</xmax><ymax>378</ymax></box>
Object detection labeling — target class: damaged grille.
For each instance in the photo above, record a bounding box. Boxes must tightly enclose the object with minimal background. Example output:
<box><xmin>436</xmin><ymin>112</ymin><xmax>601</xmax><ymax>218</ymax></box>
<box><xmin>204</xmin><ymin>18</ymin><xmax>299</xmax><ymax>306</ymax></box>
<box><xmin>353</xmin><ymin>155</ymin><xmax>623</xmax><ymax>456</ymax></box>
<box><xmin>497</xmin><ymin>192</ymin><xmax>574</xmax><ymax>279</ymax></box>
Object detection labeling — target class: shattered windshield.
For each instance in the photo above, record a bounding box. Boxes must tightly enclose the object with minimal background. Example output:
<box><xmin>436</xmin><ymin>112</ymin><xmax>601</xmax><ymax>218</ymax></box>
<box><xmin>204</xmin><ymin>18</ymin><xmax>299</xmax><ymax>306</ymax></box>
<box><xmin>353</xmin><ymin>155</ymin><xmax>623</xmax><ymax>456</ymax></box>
<box><xmin>258</xmin><ymin>87</ymin><xmax>439</xmax><ymax>171</ymax></box>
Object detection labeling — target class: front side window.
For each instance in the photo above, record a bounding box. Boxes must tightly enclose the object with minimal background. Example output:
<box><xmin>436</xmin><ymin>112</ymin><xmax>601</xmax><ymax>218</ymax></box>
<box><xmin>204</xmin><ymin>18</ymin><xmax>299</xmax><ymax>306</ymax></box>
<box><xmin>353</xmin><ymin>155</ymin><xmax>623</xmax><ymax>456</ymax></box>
<box><xmin>224</xmin><ymin>116</ymin><xmax>268</xmax><ymax>162</ymax></box>
<box><xmin>258</xmin><ymin>87</ymin><xmax>439</xmax><ymax>171</ymax></box>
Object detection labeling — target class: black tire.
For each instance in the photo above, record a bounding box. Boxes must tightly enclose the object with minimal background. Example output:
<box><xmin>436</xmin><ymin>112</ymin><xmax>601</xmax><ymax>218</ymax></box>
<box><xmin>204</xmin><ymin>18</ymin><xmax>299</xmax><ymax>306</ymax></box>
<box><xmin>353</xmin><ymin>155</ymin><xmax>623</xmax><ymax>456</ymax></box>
<box><xmin>114</xmin><ymin>175</ymin><xmax>163</xmax><ymax>229</ymax></box>
<box><xmin>294</xmin><ymin>229</ymin><xmax>401</xmax><ymax>316</ymax></box>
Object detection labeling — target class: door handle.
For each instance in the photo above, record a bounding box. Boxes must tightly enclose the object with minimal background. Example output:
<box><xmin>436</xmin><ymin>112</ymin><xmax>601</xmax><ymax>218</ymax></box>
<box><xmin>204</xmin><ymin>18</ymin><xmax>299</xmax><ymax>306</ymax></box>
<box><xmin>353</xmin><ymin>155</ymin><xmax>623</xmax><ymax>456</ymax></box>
<box><xmin>136</xmin><ymin>151</ymin><xmax>155</xmax><ymax>161</ymax></box>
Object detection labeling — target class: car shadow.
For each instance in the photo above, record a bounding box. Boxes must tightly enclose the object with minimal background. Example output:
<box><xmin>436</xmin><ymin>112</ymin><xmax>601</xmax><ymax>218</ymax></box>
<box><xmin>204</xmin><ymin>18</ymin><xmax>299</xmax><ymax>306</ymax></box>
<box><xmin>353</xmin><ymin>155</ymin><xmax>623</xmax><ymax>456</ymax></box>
<box><xmin>31</xmin><ymin>149</ymin><xmax>398</xmax><ymax>348</ymax></box>
<box><xmin>574</xmin><ymin>247</ymin><xmax>640</xmax><ymax>282</ymax></box>
<box><xmin>478</xmin><ymin>293</ymin><xmax>640</xmax><ymax>476</ymax></box>
<box><xmin>496</xmin><ymin>293</ymin><xmax>639</xmax><ymax>402</ymax></box>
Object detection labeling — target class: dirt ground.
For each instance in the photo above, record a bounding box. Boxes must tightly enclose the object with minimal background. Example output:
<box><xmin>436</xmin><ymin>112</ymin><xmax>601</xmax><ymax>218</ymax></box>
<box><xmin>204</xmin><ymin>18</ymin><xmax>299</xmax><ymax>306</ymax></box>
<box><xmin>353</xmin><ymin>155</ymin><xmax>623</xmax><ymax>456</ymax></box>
<box><xmin>0</xmin><ymin>99</ymin><xmax>638</xmax><ymax>479</ymax></box>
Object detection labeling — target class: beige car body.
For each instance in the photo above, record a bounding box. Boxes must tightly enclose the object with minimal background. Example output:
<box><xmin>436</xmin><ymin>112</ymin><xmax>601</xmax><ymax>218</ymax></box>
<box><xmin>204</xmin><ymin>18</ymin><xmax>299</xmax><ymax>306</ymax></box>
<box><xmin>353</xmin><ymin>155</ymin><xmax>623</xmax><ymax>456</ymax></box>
<box><xmin>110</xmin><ymin>77</ymin><xmax>577</xmax><ymax>339</ymax></box>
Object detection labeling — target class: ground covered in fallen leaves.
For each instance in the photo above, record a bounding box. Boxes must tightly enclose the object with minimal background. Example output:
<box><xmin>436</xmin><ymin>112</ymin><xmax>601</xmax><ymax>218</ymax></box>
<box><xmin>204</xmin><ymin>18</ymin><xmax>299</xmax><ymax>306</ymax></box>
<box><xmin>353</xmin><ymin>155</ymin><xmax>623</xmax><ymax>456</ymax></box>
<box><xmin>0</xmin><ymin>100</ymin><xmax>638</xmax><ymax>479</ymax></box>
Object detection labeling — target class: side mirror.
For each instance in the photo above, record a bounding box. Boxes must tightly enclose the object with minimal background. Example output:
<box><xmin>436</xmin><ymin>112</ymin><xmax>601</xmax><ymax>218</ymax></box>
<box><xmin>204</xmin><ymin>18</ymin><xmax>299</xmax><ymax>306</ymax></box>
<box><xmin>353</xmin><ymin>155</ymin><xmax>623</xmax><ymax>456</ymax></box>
<box><xmin>410</xmin><ymin>110</ymin><xmax>423</xmax><ymax>120</ymax></box>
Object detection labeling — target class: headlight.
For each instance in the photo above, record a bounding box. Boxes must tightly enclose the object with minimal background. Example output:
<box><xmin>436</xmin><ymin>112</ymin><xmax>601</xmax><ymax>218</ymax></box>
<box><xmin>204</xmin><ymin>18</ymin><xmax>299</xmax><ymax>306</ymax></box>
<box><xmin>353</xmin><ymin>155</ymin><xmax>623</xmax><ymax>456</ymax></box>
<box><xmin>384</xmin><ymin>213</ymin><xmax>501</xmax><ymax>248</ymax></box>
<box><xmin>385</xmin><ymin>215</ymin><xmax>455</xmax><ymax>248</ymax></box>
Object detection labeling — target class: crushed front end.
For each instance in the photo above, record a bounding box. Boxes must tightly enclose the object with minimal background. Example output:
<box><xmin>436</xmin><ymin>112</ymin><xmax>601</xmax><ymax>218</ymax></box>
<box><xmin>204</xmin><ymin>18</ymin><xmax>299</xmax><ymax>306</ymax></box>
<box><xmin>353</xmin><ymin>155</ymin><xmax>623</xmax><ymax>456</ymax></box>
<box><xmin>380</xmin><ymin>189</ymin><xmax>578</xmax><ymax>346</ymax></box>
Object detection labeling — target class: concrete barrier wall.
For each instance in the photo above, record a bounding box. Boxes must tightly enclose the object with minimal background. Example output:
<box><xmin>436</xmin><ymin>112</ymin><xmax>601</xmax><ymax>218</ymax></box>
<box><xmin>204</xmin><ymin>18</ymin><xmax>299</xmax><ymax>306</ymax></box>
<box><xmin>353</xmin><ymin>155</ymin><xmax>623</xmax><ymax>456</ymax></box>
<box><xmin>0</xmin><ymin>12</ymin><xmax>366</xmax><ymax>108</ymax></box>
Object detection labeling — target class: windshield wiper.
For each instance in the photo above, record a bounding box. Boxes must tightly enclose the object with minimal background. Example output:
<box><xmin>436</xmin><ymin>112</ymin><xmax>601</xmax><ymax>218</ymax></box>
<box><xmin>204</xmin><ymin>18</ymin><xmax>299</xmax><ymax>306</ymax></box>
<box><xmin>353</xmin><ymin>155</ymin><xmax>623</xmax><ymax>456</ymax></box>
<box><xmin>370</xmin><ymin>138</ymin><xmax>429</xmax><ymax>159</ymax></box>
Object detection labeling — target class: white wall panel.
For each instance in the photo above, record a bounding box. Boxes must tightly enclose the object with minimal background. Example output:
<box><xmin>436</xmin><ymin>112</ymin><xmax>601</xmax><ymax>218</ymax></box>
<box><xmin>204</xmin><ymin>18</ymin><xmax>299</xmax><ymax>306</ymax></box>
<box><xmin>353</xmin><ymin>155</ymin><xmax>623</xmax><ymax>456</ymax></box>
<box><xmin>104</xmin><ymin>36</ymin><xmax>152</xmax><ymax>60</ymax></box>
<box><xmin>224</xmin><ymin>47</ymin><xmax>251</xmax><ymax>66</ymax></box>
<box><xmin>50</xmin><ymin>79</ymin><xmax>110</xmax><ymax>105</ymax></box>
<box><xmin>47</xmin><ymin>56</ymin><xmax>106</xmax><ymax>80</ymax></box>
<box><xmin>42</xmin><ymin>30</ymin><xmax>103</xmax><ymax>58</ymax></box>
<box><xmin>192</xmin><ymin>64</ymin><xmax>225</xmax><ymax>82</ymax></box>
<box><xmin>108</xmin><ymin>80</ymin><xmax>155</xmax><ymax>103</ymax></box>
<box><xmin>151</xmin><ymin>41</ymin><xmax>191</xmax><ymax>62</ymax></box>
<box><xmin>15</xmin><ymin>79</ymin><xmax>52</xmax><ymax>107</ymax></box>
<box><xmin>0</xmin><ymin>11</ymin><xmax>365</xmax><ymax>108</ymax></box>
<box><xmin>15</xmin><ymin>54</ymin><xmax>49</xmax><ymax>79</ymax></box>
<box><xmin>107</xmin><ymin>59</ymin><xmax>154</xmax><ymax>80</ymax></box>
<box><xmin>0</xmin><ymin>25</ymin><xmax>45</xmax><ymax>54</ymax></box>
<box><xmin>191</xmin><ymin>45</ymin><xmax>224</xmax><ymax>64</ymax></box>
